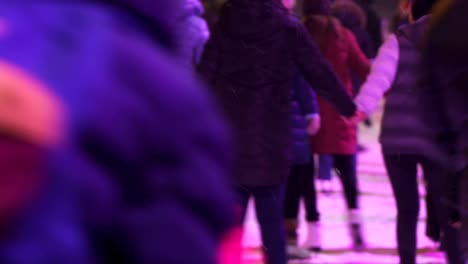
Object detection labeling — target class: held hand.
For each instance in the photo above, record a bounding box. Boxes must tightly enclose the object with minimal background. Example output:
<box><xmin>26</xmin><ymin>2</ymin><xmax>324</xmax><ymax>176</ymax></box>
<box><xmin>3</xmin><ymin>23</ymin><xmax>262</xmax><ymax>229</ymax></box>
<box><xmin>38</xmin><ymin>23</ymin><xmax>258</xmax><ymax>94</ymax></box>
<box><xmin>348</xmin><ymin>110</ymin><xmax>368</xmax><ymax>125</ymax></box>
<box><xmin>306</xmin><ymin>115</ymin><xmax>321</xmax><ymax>136</ymax></box>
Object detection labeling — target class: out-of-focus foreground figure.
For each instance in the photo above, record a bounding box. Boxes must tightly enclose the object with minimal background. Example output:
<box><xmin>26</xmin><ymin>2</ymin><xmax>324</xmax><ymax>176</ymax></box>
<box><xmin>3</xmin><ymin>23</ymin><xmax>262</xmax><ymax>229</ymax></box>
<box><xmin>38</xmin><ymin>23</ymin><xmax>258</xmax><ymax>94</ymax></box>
<box><xmin>425</xmin><ymin>0</ymin><xmax>468</xmax><ymax>262</ymax></box>
<box><xmin>0</xmin><ymin>1</ymin><xmax>239</xmax><ymax>264</ymax></box>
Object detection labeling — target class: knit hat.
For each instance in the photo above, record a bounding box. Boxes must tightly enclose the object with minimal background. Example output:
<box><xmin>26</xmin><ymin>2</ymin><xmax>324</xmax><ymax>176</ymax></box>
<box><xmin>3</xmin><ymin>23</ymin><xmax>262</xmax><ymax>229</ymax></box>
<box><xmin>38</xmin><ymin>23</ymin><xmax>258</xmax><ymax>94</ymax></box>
<box><xmin>303</xmin><ymin>0</ymin><xmax>332</xmax><ymax>16</ymax></box>
<box><xmin>411</xmin><ymin>0</ymin><xmax>438</xmax><ymax>20</ymax></box>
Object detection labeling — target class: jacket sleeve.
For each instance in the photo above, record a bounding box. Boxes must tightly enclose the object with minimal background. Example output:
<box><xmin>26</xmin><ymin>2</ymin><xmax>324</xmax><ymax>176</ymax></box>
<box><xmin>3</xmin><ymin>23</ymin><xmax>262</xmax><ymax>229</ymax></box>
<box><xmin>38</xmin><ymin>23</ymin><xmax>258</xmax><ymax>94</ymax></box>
<box><xmin>346</xmin><ymin>29</ymin><xmax>371</xmax><ymax>82</ymax></box>
<box><xmin>293</xmin><ymin>73</ymin><xmax>319</xmax><ymax>118</ymax></box>
<box><xmin>291</xmin><ymin>24</ymin><xmax>356</xmax><ymax>117</ymax></box>
<box><xmin>354</xmin><ymin>34</ymin><xmax>399</xmax><ymax>116</ymax></box>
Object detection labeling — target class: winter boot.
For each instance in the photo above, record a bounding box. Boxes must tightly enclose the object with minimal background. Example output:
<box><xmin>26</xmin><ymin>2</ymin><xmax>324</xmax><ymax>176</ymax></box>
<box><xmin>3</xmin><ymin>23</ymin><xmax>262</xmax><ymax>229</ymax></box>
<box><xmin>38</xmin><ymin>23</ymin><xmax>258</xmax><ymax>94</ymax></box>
<box><xmin>303</xmin><ymin>221</ymin><xmax>322</xmax><ymax>252</ymax></box>
<box><xmin>348</xmin><ymin>209</ymin><xmax>366</xmax><ymax>252</ymax></box>
<box><xmin>285</xmin><ymin>219</ymin><xmax>310</xmax><ymax>259</ymax></box>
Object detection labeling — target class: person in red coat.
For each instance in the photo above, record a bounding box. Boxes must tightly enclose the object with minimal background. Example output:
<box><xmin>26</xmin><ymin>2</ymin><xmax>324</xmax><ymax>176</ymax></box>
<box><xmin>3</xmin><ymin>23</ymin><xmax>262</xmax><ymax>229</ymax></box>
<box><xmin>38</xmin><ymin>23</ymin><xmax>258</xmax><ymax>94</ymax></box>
<box><xmin>302</xmin><ymin>0</ymin><xmax>370</xmax><ymax>251</ymax></box>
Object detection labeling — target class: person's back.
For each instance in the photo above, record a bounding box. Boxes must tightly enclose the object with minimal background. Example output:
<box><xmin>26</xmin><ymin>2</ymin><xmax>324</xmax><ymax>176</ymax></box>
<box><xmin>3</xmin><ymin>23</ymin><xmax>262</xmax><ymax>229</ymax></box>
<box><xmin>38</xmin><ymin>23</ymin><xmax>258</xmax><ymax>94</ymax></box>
<box><xmin>379</xmin><ymin>16</ymin><xmax>448</xmax><ymax>161</ymax></box>
<box><xmin>199</xmin><ymin>0</ymin><xmax>355</xmax><ymax>186</ymax></box>
<box><xmin>0</xmin><ymin>2</ymin><xmax>238</xmax><ymax>264</ymax></box>
<box><xmin>198</xmin><ymin>0</ymin><xmax>356</xmax><ymax>262</ymax></box>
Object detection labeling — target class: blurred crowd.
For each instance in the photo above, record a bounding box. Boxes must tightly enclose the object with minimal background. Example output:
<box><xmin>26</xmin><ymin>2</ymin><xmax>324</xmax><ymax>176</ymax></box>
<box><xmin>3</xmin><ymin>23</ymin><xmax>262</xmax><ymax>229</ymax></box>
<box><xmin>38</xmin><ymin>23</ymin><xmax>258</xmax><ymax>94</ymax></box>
<box><xmin>0</xmin><ymin>0</ymin><xmax>467</xmax><ymax>264</ymax></box>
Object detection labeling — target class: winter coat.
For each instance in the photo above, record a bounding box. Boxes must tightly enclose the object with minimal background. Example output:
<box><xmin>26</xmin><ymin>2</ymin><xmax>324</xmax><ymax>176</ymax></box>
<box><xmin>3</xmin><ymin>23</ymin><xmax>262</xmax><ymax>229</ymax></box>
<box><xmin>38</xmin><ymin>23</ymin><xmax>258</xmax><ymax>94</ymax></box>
<box><xmin>291</xmin><ymin>72</ymin><xmax>319</xmax><ymax>165</ymax></box>
<box><xmin>381</xmin><ymin>16</ymin><xmax>448</xmax><ymax>163</ymax></box>
<box><xmin>198</xmin><ymin>0</ymin><xmax>356</xmax><ymax>186</ymax></box>
<box><xmin>304</xmin><ymin>15</ymin><xmax>370</xmax><ymax>154</ymax></box>
<box><xmin>0</xmin><ymin>2</ymin><xmax>237</xmax><ymax>264</ymax></box>
<box><xmin>176</xmin><ymin>0</ymin><xmax>210</xmax><ymax>66</ymax></box>
<box><xmin>355</xmin><ymin>16</ymin><xmax>450</xmax><ymax>164</ymax></box>
<box><xmin>426</xmin><ymin>0</ymin><xmax>468</xmax><ymax>171</ymax></box>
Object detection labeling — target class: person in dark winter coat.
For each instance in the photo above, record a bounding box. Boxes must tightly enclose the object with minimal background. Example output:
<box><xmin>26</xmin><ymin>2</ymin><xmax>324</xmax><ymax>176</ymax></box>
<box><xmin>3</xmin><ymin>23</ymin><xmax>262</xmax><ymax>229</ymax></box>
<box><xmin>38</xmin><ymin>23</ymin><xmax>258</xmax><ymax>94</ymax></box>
<box><xmin>302</xmin><ymin>0</ymin><xmax>370</xmax><ymax>251</ymax></box>
<box><xmin>426</xmin><ymin>0</ymin><xmax>468</xmax><ymax>262</ymax></box>
<box><xmin>0</xmin><ymin>1</ymin><xmax>239</xmax><ymax>264</ymax></box>
<box><xmin>351</xmin><ymin>0</ymin><xmax>462</xmax><ymax>263</ymax></box>
<box><xmin>198</xmin><ymin>0</ymin><xmax>356</xmax><ymax>262</ymax></box>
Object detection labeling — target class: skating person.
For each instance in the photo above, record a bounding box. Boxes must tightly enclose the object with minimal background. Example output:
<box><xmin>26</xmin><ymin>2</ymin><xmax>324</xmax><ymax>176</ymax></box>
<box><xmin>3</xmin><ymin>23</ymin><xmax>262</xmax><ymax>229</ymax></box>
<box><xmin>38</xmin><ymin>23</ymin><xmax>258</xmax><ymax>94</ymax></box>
<box><xmin>281</xmin><ymin>0</ymin><xmax>322</xmax><ymax>258</ymax></box>
<box><xmin>350</xmin><ymin>0</ymin><xmax>462</xmax><ymax>263</ymax></box>
<box><xmin>283</xmin><ymin>70</ymin><xmax>322</xmax><ymax>259</ymax></box>
<box><xmin>425</xmin><ymin>0</ymin><xmax>468</xmax><ymax>262</ymax></box>
<box><xmin>198</xmin><ymin>0</ymin><xmax>358</xmax><ymax>263</ymax></box>
<box><xmin>302</xmin><ymin>0</ymin><xmax>371</xmax><ymax>251</ymax></box>
<box><xmin>0</xmin><ymin>1</ymin><xmax>240</xmax><ymax>264</ymax></box>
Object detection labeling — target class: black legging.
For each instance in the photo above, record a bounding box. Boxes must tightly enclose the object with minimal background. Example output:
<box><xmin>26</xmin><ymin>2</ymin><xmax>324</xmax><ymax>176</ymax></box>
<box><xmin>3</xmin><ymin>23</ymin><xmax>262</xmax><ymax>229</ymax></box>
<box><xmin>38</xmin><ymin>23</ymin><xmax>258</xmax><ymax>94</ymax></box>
<box><xmin>332</xmin><ymin>154</ymin><xmax>359</xmax><ymax>209</ymax></box>
<box><xmin>284</xmin><ymin>154</ymin><xmax>359</xmax><ymax>223</ymax></box>
<box><xmin>383</xmin><ymin>153</ymin><xmax>462</xmax><ymax>264</ymax></box>
<box><xmin>284</xmin><ymin>162</ymin><xmax>319</xmax><ymax>222</ymax></box>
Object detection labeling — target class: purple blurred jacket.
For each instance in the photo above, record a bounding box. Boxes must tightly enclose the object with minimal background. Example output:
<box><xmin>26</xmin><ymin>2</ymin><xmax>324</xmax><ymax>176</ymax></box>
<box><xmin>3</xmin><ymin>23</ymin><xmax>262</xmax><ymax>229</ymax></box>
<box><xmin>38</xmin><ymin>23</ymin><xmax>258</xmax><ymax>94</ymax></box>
<box><xmin>0</xmin><ymin>1</ymin><xmax>237</xmax><ymax>264</ymax></box>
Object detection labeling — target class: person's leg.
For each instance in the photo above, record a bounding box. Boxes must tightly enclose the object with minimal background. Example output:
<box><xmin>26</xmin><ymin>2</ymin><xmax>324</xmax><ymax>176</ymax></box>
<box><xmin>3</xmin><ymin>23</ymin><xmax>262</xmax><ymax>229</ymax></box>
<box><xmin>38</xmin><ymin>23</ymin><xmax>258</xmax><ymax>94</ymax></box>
<box><xmin>333</xmin><ymin>154</ymin><xmax>358</xmax><ymax>209</ymax></box>
<box><xmin>383</xmin><ymin>154</ymin><xmax>419</xmax><ymax>264</ymax></box>
<box><xmin>425</xmin><ymin>191</ymin><xmax>441</xmax><ymax>243</ymax></box>
<box><xmin>333</xmin><ymin>154</ymin><xmax>364</xmax><ymax>250</ymax></box>
<box><xmin>421</xmin><ymin>157</ymin><xmax>463</xmax><ymax>264</ymax></box>
<box><xmin>283</xmin><ymin>165</ymin><xmax>302</xmax><ymax>246</ymax></box>
<box><xmin>253</xmin><ymin>185</ymin><xmax>287</xmax><ymax>264</ymax></box>
<box><xmin>235</xmin><ymin>185</ymin><xmax>251</xmax><ymax>224</ymax></box>
<box><xmin>318</xmin><ymin>155</ymin><xmax>333</xmax><ymax>181</ymax></box>
<box><xmin>318</xmin><ymin>155</ymin><xmax>333</xmax><ymax>194</ymax></box>
<box><xmin>296</xmin><ymin>162</ymin><xmax>321</xmax><ymax>251</ymax></box>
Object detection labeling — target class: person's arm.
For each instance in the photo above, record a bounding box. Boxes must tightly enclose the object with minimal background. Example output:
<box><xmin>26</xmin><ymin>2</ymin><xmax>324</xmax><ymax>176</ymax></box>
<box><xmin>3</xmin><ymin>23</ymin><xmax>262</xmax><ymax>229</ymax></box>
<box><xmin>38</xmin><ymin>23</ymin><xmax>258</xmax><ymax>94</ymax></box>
<box><xmin>346</xmin><ymin>29</ymin><xmax>371</xmax><ymax>82</ymax></box>
<box><xmin>293</xmin><ymin>74</ymin><xmax>321</xmax><ymax>135</ymax></box>
<box><xmin>354</xmin><ymin>34</ymin><xmax>399</xmax><ymax>116</ymax></box>
<box><xmin>293</xmin><ymin>73</ymin><xmax>319</xmax><ymax>118</ymax></box>
<box><xmin>291</xmin><ymin>24</ymin><xmax>356</xmax><ymax>117</ymax></box>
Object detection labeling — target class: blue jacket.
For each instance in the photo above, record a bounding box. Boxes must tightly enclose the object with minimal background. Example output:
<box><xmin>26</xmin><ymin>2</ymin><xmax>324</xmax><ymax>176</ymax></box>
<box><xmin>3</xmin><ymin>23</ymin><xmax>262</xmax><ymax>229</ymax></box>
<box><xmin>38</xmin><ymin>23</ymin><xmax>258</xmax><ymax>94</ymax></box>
<box><xmin>289</xmin><ymin>15</ymin><xmax>320</xmax><ymax>165</ymax></box>
<box><xmin>291</xmin><ymin>73</ymin><xmax>319</xmax><ymax>164</ymax></box>
<box><xmin>0</xmin><ymin>2</ymin><xmax>236</xmax><ymax>264</ymax></box>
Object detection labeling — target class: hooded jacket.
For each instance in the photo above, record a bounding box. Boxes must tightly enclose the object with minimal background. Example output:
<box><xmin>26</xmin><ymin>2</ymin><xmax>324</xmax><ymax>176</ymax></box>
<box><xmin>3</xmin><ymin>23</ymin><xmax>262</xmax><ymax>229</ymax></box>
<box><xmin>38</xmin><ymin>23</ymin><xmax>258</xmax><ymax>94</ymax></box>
<box><xmin>198</xmin><ymin>0</ymin><xmax>356</xmax><ymax>186</ymax></box>
<box><xmin>303</xmin><ymin>15</ymin><xmax>370</xmax><ymax>154</ymax></box>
